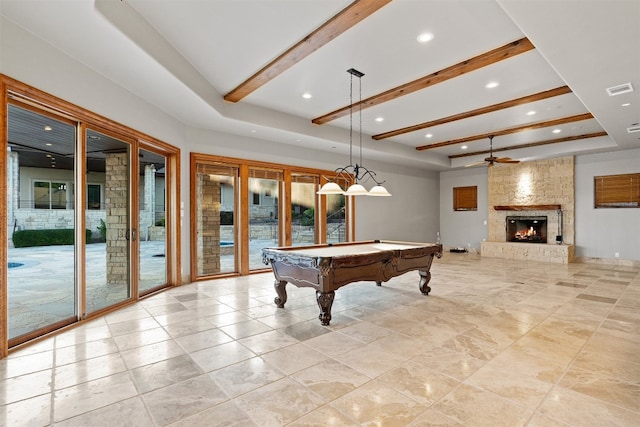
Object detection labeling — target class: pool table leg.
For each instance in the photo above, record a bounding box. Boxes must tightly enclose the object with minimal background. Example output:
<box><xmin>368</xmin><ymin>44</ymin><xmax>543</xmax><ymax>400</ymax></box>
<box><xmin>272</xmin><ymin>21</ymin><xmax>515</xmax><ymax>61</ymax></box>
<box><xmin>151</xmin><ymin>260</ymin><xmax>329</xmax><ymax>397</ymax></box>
<box><xmin>316</xmin><ymin>291</ymin><xmax>335</xmax><ymax>326</ymax></box>
<box><xmin>274</xmin><ymin>280</ymin><xmax>288</xmax><ymax>308</ymax></box>
<box><xmin>419</xmin><ymin>270</ymin><xmax>432</xmax><ymax>295</ymax></box>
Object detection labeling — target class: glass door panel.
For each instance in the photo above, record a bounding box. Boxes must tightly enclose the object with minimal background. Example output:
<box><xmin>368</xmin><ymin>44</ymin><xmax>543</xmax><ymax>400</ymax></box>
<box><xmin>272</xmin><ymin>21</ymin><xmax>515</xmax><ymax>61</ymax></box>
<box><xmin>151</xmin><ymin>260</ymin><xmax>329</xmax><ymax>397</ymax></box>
<box><xmin>291</xmin><ymin>174</ymin><xmax>318</xmax><ymax>246</ymax></box>
<box><xmin>85</xmin><ymin>129</ymin><xmax>132</xmax><ymax>313</ymax></box>
<box><xmin>248</xmin><ymin>169</ymin><xmax>282</xmax><ymax>270</ymax></box>
<box><xmin>6</xmin><ymin>104</ymin><xmax>77</xmax><ymax>343</ymax></box>
<box><xmin>138</xmin><ymin>149</ymin><xmax>167</xmax><ymax>295</ymax></box>
<box><xmin>326</xmin><ymin>177</ymin><xmax>347</xmax><ymax>244</ymax></box>
<box><xmin>195</xmin><ymin>163</ymin><xmax>238</xmax><ymax>276</ymax></box>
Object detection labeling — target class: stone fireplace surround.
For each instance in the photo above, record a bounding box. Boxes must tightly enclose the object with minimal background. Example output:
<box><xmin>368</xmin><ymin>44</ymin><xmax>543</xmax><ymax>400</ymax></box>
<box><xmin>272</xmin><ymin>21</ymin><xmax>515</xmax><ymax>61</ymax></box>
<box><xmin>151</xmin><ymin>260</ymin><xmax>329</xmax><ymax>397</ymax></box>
<box><xmin>480</xmin><ymin>157</ymin><xmax>575</xmax><ymax>264</ymax></box>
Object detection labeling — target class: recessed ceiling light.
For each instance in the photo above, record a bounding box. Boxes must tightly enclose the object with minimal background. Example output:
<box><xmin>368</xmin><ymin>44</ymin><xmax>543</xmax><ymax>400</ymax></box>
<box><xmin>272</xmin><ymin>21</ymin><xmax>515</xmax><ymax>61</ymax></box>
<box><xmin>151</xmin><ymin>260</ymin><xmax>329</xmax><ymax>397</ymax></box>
<box><xmin>485</xmin><ymin>81</ymin><xmax>499</xmax><ymax>89</ymax></box>
<box><xmin>526</xmin><ymin>110</ymin><xmax>536</xmax><ymax>116</ymax></box>
<box><xmin>45</xmin><ymin>143</ymin><xmax>52</xmax><ymax>146</ymax></box>
<box><xmin>44</xmin><ymin>125</ymin><xmax>52</xmax><ymax>131</ymax></box>
<box><xmin>461</xmin><ymin>145</ymin><xmax>468</xmax><ymax>150</ymax></box>
<box><xmin>302</xmin><ymin>92</ymin><xmax>312</xmax><ymax>99</ymax></box>
<box><xmin>552</xmin><ymin>129</ymin><xmax>562</xmax><ymax>134</ymax></box>
<box><xmin>375</xmin><ymin>117</ymin><xmax>384</xmax><ymax>122</ymax></box>
<box><xmin>425</xmin><ymin>133</ymin><xmax>433</xmax><ymax>138</ymax></box>
<box><xmin>622</xmin><ymin>102</ymin><xmax>631</xmax><ymax>107</ymax></box>
<box><xmin>417</xmin><ymin>33</ymin><xmax>434</xmax><ymax>43</ymax></box>
<box><xmin>251</xmin><ymin>130</ymin><xmax>256</xmax><ymax>133</ymax></box>
<box><xmin>417</xmin><ymin>32</ymin><xmax>434</xmax><ymax>43</ymax></box>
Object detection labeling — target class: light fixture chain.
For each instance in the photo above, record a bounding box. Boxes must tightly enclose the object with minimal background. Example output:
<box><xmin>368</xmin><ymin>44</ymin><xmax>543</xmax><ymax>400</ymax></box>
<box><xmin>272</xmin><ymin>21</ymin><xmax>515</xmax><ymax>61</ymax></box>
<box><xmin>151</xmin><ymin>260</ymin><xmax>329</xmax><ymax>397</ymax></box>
<box><xmin>349</xmin><ymin>72</ymin><xmax>354</xmax><ymax>170</ymax></box>
<box><xmin>359</xmin><ymin>74</ymin><xmax>363</xmax><ymax>171</ymax></box>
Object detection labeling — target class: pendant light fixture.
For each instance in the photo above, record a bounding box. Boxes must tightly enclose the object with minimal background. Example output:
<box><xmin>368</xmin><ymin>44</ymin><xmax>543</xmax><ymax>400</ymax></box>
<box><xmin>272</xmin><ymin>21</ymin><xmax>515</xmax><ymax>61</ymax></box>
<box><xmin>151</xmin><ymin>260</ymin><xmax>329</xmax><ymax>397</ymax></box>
<box><xmin>317</xmin><ymin>68</ymin><xmax>391</xmax><ymax>197</ymax></box>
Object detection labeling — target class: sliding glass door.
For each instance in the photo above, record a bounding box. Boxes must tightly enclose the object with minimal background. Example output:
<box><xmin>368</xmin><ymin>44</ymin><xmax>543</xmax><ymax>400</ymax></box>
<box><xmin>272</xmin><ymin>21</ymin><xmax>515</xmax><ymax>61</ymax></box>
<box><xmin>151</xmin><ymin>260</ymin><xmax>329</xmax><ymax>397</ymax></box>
<box><xmin>190</xmin><ymin>154</ymin><xmax>350</xmax><ymax>281</ymax></box>
<box><xmin>194</xmin><ymin>163</ymin><xmax>238</xmax><ymax>276</ymax></box>
<box><xmin>3</xmin><ymin>80</ymin><xmax>179</xmax><ymax>353</ymax></box>
<box><xmin>84</xmin><ymin>129</ymin><xmax>133</xmax><ymax>313</ymax></box>
<box><xmin>6</xmin><ymin>104</ymin><xmax>78</xmax><ymax>344</ymax></box>
<box><xmin>138</xmin><ymin>148</ymin><xmax>167</xmax><ymax>295</ymax></box>
<box><xmin>248</xmin><ymin>169</ymin><xmax>281</xmax><ymax>270</ymax></box>
<box><xmin>291</xmin><ymin>174</ymin><xmax>318</xmax><ymax>246</ymax></box>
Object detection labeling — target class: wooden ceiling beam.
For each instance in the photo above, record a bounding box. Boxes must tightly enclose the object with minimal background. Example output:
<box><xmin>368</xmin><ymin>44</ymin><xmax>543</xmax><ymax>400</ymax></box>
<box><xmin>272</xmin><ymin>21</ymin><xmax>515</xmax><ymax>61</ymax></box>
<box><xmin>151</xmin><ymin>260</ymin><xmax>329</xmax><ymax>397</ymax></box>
<box><xmin>448</xmin><ymin>131</ymin><xmax>609</xmax><ymax>158</ymax></box>
<box><xmin>415</xmin><ymin>112</ymin><xmax>594</xmax><ymax>151</ymax></box>
<box><xmin>372</xmin><ymin>86</ymin><xmax>572</xmax><ymax>140</ymax></box>
<box><xmin>312</xmin><ymin>37</ymin><xmax>535</xmax><ymax>125</ymax></box>
<box><xmin>223</xmin><ymin>0</ymin><xmax>392</xmax><ymax>103</ymax></box>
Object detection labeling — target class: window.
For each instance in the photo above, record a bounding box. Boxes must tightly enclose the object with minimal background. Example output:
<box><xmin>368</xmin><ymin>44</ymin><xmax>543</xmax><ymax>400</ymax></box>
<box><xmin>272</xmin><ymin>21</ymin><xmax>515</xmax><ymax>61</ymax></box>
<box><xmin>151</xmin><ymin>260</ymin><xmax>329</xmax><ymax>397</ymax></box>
<box><xmin>594</xmin><ymin>173</ymin><xmax>640</xmax><ymax>208</ymax></box>
<box><xmin>252</xmin><ymin>192</ymin><xmax>260</xmax><ymax>205</ymax></box>
<box><xmin>453</xmin><ymin>186</ymin><xmax>477</xmax><ymax>211</ymax></box>
<box><xmin>87</xmin><ymin>184</ymin><xmax>101</xmax><ymax>210</ymax></box>
<box><xmin>33</xmin><ymin>181</ymin><xmax>69</xmax><ymax>209</ymax></box>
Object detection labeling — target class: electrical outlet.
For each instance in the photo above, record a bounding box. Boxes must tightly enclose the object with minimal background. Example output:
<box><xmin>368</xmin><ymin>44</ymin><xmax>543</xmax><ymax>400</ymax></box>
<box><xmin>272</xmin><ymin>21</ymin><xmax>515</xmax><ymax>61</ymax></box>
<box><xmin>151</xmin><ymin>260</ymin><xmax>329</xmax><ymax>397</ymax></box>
<box><xmin>615</xmin><ymin>252</ymin><xmax>620</xmax><ymax>258</ymax></box>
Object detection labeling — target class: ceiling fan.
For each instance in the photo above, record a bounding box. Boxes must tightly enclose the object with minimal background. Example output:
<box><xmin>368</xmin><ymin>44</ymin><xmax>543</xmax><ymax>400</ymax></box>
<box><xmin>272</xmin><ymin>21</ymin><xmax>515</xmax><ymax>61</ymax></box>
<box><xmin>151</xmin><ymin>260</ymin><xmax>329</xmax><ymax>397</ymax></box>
<box><xmin>466</xmin><ymin>135</ymin><xmax>520</xmax><ymax>167</ymax></box>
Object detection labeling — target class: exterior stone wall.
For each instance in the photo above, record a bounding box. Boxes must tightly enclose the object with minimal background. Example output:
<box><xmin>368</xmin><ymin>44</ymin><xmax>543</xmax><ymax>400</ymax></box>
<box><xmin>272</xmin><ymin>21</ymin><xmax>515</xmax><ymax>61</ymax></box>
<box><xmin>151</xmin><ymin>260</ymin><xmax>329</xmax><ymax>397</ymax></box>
<box><xmin>148</xmin><ymin>226</ymin><xmax>165</xmax><ymax>242</ymax></box>
<box><xmin>140</xmin><ymin>164</ymin><xmax>156</xmax><ymax>237</ymax></box>
<box><xmin>483</xmin><ymin>157</ymin><xmax>575</xmax><ymax>263</ymax></box>
<box><xmin>197</xmin><ymin>174</ymin><xmax>221</xmax><ymax>274</ymax></box>
<box><xmin>6</xmin><ymin>151</ymin><xmax>19</xmax><ymax>247</ymax></box>
<box><xmin>219</xmin><ymin>225</ymin><xmax>318</xmax><ymax>244</ymax></box>
<box><xmin>105</xmin><ymin>153</ymin><xmax>129</xmax><ymax>285</ymax></box>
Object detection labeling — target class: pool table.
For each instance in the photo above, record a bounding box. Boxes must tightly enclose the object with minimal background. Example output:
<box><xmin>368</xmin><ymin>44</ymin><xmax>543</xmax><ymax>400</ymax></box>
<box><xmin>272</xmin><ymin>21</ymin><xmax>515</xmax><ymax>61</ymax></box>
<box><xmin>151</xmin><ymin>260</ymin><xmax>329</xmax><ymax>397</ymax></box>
<box><xmin>262</xmin><ymin>240</ymin><xmax>443</xmax><ymax>325</ymax></box>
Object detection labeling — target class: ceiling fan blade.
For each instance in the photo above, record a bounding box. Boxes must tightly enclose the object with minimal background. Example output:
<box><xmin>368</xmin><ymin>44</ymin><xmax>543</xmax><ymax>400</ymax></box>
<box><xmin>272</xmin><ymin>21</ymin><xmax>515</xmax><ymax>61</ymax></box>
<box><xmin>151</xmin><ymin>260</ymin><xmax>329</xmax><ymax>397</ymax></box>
<box><xmin>464</xmin><ymin>160</ymin><xmax>486</xmax><ymax>167</ymax></box>
<box><xmin>495</xmin><ymin>157</ymin><xmax>520</xmax><ymax>164</ymax></box>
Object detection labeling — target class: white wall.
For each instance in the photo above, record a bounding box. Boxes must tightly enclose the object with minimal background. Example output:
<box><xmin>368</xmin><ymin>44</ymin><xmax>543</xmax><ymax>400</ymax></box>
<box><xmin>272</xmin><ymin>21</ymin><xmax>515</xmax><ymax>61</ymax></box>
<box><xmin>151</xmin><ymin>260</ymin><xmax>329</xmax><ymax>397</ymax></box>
<box><xmin>439</xmin><ymin>167</ymin><xmax>489</xmax><ymax>250</ymax></box>
<box><xmin>575</xmin><ymin>149</ymin><xmax>640</xmax><ymax>261</ymax></box>
<box><xmin>355</xmin><ymin>169</ymin><xmax>439</xmax><ymax>243</ymax></box>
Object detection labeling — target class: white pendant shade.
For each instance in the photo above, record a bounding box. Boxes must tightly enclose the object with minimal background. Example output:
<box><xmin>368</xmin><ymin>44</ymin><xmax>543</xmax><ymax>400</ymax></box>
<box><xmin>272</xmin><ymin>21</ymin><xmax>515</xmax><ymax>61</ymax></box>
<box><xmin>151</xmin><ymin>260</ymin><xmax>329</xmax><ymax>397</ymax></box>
<box><xmin>316</xmin><ymin>182</ymin><xmax>344</xmax><ymax>195</ymax></box>
<box><xmin>344</xmin><ymin>183</ymin><xmax>369</xmax><ymax>196</ymax></box>
<box><xmin>368</xmin><ymin>185</ymin><xmax>392</xmax><ymax>196</ymax></box>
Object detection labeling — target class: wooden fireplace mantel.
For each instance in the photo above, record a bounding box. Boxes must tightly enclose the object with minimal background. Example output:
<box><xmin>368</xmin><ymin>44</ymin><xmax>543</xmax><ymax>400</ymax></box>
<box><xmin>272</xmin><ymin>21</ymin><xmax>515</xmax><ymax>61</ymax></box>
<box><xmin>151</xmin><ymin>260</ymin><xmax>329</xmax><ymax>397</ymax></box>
<box><xmin>494</xmin><ymin>204</ymin><xmax>561</xmax><ymax>211</ymax></box>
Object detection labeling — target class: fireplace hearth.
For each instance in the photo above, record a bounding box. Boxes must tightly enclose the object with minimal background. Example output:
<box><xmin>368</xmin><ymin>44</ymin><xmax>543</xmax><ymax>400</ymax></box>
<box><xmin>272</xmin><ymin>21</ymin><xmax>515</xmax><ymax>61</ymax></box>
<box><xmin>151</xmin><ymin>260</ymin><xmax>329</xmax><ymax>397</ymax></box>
<box><xmin>506</xmin><ymin>216</ymin><xmax>547</xmax><ymax>243</ymax></box>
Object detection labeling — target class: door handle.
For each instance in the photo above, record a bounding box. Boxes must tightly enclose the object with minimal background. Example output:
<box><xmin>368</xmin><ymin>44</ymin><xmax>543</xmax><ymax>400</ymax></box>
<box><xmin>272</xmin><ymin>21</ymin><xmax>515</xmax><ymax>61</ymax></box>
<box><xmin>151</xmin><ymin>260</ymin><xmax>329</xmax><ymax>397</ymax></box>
<box><xmin>125</xmin><ymin>229</ymin><xmax>137</xmax><ymax>241</ymax></box>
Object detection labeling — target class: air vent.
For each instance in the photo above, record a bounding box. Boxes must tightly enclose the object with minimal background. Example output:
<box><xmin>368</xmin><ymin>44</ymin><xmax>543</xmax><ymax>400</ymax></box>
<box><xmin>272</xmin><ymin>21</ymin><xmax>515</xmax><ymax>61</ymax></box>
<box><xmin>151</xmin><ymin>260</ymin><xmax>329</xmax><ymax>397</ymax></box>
<box><xmin>627</xmin><ymin>125</ymin><xmax>640</xmax><ymax>134</ymax></box>
<box><xmin>606</xmin><ymin>83</ymin><xmax>633</xmax><ymax>96</ymax></box>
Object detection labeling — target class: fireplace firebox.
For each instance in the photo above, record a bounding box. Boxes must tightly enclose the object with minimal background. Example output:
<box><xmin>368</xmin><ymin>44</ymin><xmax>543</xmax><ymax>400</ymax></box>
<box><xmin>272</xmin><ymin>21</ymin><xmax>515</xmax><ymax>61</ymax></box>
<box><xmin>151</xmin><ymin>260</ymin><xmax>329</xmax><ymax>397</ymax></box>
<box><xmin>506</xmin><ymin>216</ymin><xmax>547</xmax><ymax>243</ymax></box>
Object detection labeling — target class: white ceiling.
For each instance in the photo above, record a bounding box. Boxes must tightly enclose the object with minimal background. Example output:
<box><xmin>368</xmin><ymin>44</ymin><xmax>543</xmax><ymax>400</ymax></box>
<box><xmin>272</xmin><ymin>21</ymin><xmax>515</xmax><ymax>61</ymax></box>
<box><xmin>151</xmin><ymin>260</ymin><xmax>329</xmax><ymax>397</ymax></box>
<box><xmin>2</xmin><ymin>0</ymin><xmax>639</xmax><ymax>171</ymax></box>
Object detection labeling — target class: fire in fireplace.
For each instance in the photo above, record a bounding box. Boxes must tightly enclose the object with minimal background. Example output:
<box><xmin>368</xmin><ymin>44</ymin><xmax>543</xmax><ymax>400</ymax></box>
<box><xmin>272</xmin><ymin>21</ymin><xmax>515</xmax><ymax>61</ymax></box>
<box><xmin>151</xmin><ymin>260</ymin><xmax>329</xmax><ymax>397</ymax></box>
<box><xmin>506</xmin><ymin>216</ymin><xmax>547</xmax><ymax>243</ymax></box>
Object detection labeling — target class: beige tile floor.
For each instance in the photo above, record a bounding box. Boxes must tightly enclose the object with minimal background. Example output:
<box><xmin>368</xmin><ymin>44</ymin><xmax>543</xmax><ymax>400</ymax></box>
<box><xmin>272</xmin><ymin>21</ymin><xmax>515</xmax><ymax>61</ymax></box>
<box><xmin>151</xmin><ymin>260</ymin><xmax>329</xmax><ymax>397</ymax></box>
<box><xmin>1</xmin><ymin>253</ymin><xmax>638</xmax><ymax>426</ymax></box>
